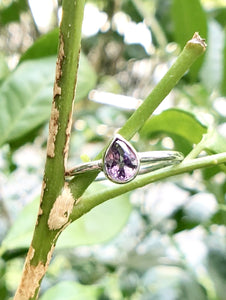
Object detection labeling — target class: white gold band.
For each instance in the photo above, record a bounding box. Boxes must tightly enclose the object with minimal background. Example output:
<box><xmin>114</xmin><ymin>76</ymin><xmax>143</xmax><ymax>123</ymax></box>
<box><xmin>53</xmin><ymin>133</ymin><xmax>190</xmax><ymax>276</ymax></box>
<box><xmin>65</xmin><ymin>151</ymin><xmax>184</xmax><ymax>177</ymax></box>
<box><xmin>65</xmin><ymin>134</ymin><xmax>184</xmax><ymax>184</ymax></box>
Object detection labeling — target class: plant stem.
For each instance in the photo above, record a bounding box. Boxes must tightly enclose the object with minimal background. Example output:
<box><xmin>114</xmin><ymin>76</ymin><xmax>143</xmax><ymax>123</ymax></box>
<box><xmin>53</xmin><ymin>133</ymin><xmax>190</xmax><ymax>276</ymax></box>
<box><xmin>14</xmin><ymin>1</ymin><xmax>85</xmax><ymax>299</ymax></box>
<box><xmin>119</xmin><ymin>33</ymin><xmax>206</xmax><ymax>140</ymax></box>
<box><xmin>69</xmin><ymin>32</ymin><xmax>207</xmax><ymax>198</ymax></box>
<box><xmin>183</xmin><ymin>129</ymin><xmax>213</xmax><ymax>161</ymax></box>
<box><xmin>71</xmin><ymin>152</ymin><xmax>226</xmax><ymax>221</ymax></box>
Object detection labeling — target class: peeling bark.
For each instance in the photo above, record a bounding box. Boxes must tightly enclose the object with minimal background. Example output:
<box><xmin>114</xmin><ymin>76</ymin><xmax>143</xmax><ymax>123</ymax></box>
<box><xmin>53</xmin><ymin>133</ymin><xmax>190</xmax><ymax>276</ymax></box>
<box><xmin>47</xmin><ymin>34</ymin><xmax>65</xmax><ymax>158</ymax></box>
<box><xmin>54</xmin><ymin>221</ymin><xmax>72</xmax><ymax>245</ymax></box>
<box><xmin>53</xmin><ymin>84</ymin><xmax>61</xmax><ymax>97</ymax></box>
<box><xmin>53</xmin><ymin>33</ymin><xmax>65</xmax><ymax>98</ymax></box>
<box><xmin>40</xmin><ymin>181</ymin><xmax>46</xmax><ymax>204</ymax></box>
<box><xmin>14</xmin><ymin>244</ymin><xmax>55</xmax><ymax>300</ymax></box>
<box><xmin>47</xmin><ymin>102</ymin><xmax>59</xmax><ymax>158</ymax></box>
<box><xmin>189</xmin><ymin>32</ymin><xmax>207</xmax><ymax>49</ymax></box>
<box><xmin>14</xmin><ymin>2</ymin><xmax>85</xmax><ymax>298</ymax></box>
<box><xmin>64</xmin><ymin>111</ymin><xmax>73</xmax><ymax>168</ymax></box>
<box><xmin>36</xmin><ymin>181</ymin><xmax>46</xmax><ymax>225</ymax></box>
<box><xmin>48</xmin><ymin>183</ymin><xmax>75</xmax><ymax>230</ymax></box>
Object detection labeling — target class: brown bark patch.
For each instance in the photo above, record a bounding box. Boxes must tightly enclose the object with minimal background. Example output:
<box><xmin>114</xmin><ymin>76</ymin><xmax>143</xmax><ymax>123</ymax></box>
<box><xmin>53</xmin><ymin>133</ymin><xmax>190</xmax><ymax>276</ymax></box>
<box><xmin>53</xmin><ymin>33</ymin><xmax>65</xmax><ymax>98</ymax></box>
<box><xmin>64</xmin><ymin>111</ymin><xmax>73</xmax><ymax>168</ymax></box>
<box><xmin>187</xmin><ymin>32</ymin><xmax>207</xmax><ymax>51</ymax></box>
<box><xmin>48</xmin><ymin>183</ymin><xmax>75</xmax><ymax>230</ymax></box>
<box><xmin>53</xmin><ymin>84</ymin><xmax>61</xmax><ymax>98</ymax></box>
<box><xmin>36</xmin><ymin>181</ymin><xmax>46</xmax><ymax>225</ymax></box>
<box><xmin>47</xmin><ymin>102</ymin><xmax>59</xmax><ymax>158</ymax></box>
<box><xmin>13</xmin><ymin>244</ymin><xmax>54</xmax><ymax>300</ymax></box>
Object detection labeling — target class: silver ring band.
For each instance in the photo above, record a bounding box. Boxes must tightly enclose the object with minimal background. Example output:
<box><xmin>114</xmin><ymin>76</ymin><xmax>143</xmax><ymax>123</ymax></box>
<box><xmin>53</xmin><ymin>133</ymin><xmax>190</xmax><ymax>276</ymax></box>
<box><xmin>65</xmin><ymin>134</ymin><xmax>184</xmax><ymax>184</ymax></box>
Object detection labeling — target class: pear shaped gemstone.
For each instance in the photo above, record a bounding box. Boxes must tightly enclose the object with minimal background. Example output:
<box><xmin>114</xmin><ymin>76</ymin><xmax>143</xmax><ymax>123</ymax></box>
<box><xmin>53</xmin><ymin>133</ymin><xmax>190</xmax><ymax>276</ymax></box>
<box><xmin>103</xmin><ymin>135</ymin><xmax>139</xmax><ymax>183</ymax></box>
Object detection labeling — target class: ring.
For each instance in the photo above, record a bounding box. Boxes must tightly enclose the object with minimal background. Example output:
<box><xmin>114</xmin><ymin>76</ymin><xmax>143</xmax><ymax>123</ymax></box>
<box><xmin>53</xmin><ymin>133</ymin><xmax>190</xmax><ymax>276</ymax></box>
<box><xmin>65</xmin><ymin>134</ymin><xmax>184</xmax><ymax>184</ymax></box>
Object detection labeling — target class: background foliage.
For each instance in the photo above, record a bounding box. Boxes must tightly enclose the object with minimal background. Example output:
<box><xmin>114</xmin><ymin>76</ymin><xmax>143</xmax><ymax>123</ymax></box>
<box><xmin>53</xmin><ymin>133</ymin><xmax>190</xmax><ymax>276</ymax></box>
<box><xmin>0</xmin><ymin>0</ymin><xmax>226</xmax><ymax>299</ymax></box>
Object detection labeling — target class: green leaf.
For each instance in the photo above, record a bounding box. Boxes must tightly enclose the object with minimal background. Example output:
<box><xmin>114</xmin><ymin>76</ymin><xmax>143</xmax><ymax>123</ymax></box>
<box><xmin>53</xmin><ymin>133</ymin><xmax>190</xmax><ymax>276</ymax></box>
<box><xmin>221</xmin><ymin>29</ymin><xmax>226</xmax><ymax>95</ymax></box>
<box><xmin>122</xmin><ymin>0</ymin><xmax>143</xmax><ymax>23</ymax></box>
<box><xmin>0</xmin><ymin>0</ymin><xmax>28</xmax><ymax>26</ymax></box>
<box><xmin>0</xmin><ymin>53</ymin><xmax>96</xmax><ymax>146</ymax></box>
<box><xmin>171</xmin><ymin>0</ymin><xmax>207</xmax><ymax>80</ymax></box>
<box><xmin>211</xmin><ymin>210</ymin><xmax>226</xmax><ymax>226</ymax></box>
<box><xmin>200</xmin><ymin>21</ymin><xmax>225</xmax><ymax>92</ymax></box>
<box><xmin>139</xmin><ymin>108</ymin><xmax>207</xmax><ymax>152</ymax></box>
<box><xmin>39</xmin><ymin>281</ymin><xmax>102</xmax><ymax>300</ymax></box>
<box><xmin>75</xmin><ymin>53</ymin><xmax>97</xmax><ymax>101</ymax></box>
<box><xmin>207</xmin><ymin>249</ymin><xmax>226</xmax><ymax>300</ymax></box>
<box><xmin>0</xmin><ymin>54</ymin><xmax>10</xmax><ymax>83</ymax></box>
<box><xmin>171</xmin><ymin>207</ymin><xmax>200</xmax><ymax>233</ymax></box>
<box><xmin>210</xmin><ymin>7</ymin><xmax>226</xmax><ymax>28</ymax></box>
<box><xmin>205</xmin><ymin>131</ymin><xmax>226</xmax><ymax>154</ymax></box>
<box><xmin>204</xmin><ymin>131</ymin><xmax>226</xmax><ymax>173</ymax></box>
<box><xmin>58</xmin><ymin>187</ymin><xmax>131</xmax><ymax>248</ymax></box>
<box><xmin>1</xmin><ymin>184</ymin><xmax>131</xmax><ymax>252</ymax></box>
<box><xmin>19</xmin><ymin>29</ymin><xmax>59</xmax><ymax>63</ymax></box>
<box><xmin>131</xmin><ymin>0</ymin><xmax>155</xmax><ymax>21</ymax></box>
<box><xmin>20</xmin><ymin>28</ymin><xmax>97</xmax><ymax>100</ymax></box>
<box><xmin>0</xmin><ymin>57</ymin><xmax>55</xmax><ymax>146</ymax></box>
<box><xmin>0</xmin><ymin>197</ymin><xmax>39</xmax><ymax>254</ymax></box>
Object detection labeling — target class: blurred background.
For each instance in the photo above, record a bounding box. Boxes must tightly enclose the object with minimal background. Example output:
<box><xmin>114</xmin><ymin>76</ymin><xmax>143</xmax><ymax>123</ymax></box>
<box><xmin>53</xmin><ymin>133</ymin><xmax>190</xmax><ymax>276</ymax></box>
<box><xmin>0</xmin><ymin>0</ymin><xmax>226</xmax><ymax>299</ymax></box>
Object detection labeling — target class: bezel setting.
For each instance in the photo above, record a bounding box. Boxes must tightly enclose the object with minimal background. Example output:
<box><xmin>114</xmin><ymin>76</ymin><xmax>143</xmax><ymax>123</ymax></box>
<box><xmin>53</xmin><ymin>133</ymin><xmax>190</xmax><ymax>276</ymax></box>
<box><xmin>103</xmin><ymin>134</ymin><xmax>140</xmax><ymax>184</ymax></box>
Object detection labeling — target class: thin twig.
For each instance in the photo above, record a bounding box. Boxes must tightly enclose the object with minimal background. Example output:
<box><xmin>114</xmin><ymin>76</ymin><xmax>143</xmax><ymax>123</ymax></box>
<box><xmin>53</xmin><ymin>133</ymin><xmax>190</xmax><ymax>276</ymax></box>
<box><xmin>71</xmin><ymin>152</ymin><xmax>226</xmax><ymax>221</ymax></box>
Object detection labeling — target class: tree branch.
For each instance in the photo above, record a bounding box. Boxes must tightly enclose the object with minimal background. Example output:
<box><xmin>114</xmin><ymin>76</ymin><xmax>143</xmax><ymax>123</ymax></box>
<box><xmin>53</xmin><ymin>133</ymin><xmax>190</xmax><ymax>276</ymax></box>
<box><xmin>69</xmin><ymin>32</ymin><xmax>207</xmax><ymax>199</ymax></box>
<box><xmin>71</xmin><ymin>152</ymin><xmax>226</xmax><ymax>221</ymax></box>
<box><xmin>14</xmin><ymin>1</ymin><xmax>85</xmax><ymax>299</ymax></box>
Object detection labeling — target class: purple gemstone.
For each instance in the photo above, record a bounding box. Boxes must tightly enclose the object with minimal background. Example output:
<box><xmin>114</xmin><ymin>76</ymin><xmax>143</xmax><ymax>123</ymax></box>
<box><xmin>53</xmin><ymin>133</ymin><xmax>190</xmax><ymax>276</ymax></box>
<box><xmin>103</xmin><ymin>135</ymin><xmax>139</xmax><ymax>183</ymax></box>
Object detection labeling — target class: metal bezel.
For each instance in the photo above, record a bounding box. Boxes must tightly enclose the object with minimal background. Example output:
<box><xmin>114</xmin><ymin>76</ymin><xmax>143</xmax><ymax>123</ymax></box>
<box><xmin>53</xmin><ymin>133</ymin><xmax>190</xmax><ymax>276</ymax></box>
<box><xmin>102</xmin><ymin>134</ymin><xmax>140</xmax><ymax>184</ymax></box>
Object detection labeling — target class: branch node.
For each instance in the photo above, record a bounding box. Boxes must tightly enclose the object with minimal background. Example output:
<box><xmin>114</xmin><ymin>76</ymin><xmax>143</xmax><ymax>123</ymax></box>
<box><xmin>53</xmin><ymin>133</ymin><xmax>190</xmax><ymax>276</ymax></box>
<box><xmin>187</xmin><ymin>32</ymin><xmax>207</xmax><ymax>51</ymax></box>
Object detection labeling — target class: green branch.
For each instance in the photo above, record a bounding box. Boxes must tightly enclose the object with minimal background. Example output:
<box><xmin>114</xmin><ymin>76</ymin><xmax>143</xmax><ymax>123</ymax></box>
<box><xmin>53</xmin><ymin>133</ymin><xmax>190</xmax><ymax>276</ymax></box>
<box><xmin>14</xmin><ymin>1</ymin><xmax>85</xmax><ymax>299</ymax></box>
<box><xmin>71</xmin><ymin>152</ymin><xmax>226</xmax><ymax>221</ymax></box>
<box><xmin>69</xmin><ymin>32</ymin><xmax>207</xmax><ymax>198</ymax></box>
<box><xmin>119</xmin><ymin>33</ymin><xmax>206</xmax><ymax>140</ymax></box>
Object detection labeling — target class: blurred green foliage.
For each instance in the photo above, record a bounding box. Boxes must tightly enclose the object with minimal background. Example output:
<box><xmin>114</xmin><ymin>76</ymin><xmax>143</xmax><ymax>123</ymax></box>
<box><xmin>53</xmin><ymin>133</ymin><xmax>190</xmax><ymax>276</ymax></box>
<box><xmin>0</xmin><ymin>0</ymin><xmax>226</xmax><ymax>299</ymax></box>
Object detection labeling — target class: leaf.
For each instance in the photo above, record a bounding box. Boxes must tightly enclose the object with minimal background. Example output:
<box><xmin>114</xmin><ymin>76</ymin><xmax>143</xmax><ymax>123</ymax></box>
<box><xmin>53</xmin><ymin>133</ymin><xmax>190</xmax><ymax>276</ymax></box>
<box><xmin>0</xmin><ymin>53</ymin><xmax>96</xmax><ymax>146</ymax></box>
<box><xmin>205</xmin><ymin>131</ymin><xmax>226</xmax><ymax>154</ymax></box>
<box><xmin>171</xmin><ymin>0</ymin><xmax>207</xmax><ymax>80</ymax></box>
<box><xmin>172</xmin><ymin>207</ymin><xmax>200</xmax><ymax>233</ymax></box>
<box><xmin>204</xmin><ymin>131</ymin><xmax>226</xmax><ymax>173</ymax></box>
<box><xmin>139</xmin><ymin>108</ymin><xmax>207</xmax><ymax>152</ymax></box>
<box><xmin>211</xmin><ymin>210</ymin><xmax>226</xmax><ymax>226</ymax></box>
<box><xmin>39</xmin><ymin>281</ymin><xmax>102</xmax><ymax>300</ymax></box>
<box><xmin>20</xmin><ymin>28</ymin><xmax>97</xmax><ymax>100</ymax></box>
<box><xmin>0</xmin><ymin>53</ymin><xmax>10</xmax><ymax>83</ymax></box>
<box><xmin>142</xmin><ymin>266</ymin><xmax>207</xmax><ymax>300</ymax></box>
<box><xmin>131</xmin><ymin>0</ymin><xmax>155</xmax><ymax>21</ymax></box>
<box><xmin>207</xmin><ymin>249</ymin><xmax>226</xmax><ymax>300</ymax></box>
<box><xmin>75</xmin><ymin>53</ymin><xmax>97</xmax><ymax>101</ymax></box>
<box><xmin>221</xmin><ymin>29</ymin><xmax>226</xmax><ymax>95</ymax></box>
<box><xmin>0</xmin><ymin>0</ymin><xmax>28</xmax><ymax>26</ymax></box>
<box><xmin>1</xmin><ymin>197</ymin><xmax>39</xmax><ymax>254</ymax></box>
<box><xmin>1</xmin><ymin>184</ymin><xmax>131</xmax><ymax>252</ymax></box>
<box><xmin>19</xmin><ymin>29</ymin><xmax>59</xmax><ymax>63</ymax></box>
<box><xmin>122</xmin><ymin>0</ymin><xmax>143</xmax><ymax>23</ymax></box>
<box><xmin>57</xmin><ymin>187</ymin><xmax>131</xmax><ymax>248</ymax></box>
<box><xmin>200</xmin><ymin>21</ymin><xmax>225</xmax><ymax>92</ymax></box>
<box><xmin>0</xmin><ymin>57</ymin><xmax>55</xmax><ymax>146</ymax></box>
<box><xmin>211</xmin><ymin>7</ymin><xmax>226</xmax><ymax>28</ymax></box>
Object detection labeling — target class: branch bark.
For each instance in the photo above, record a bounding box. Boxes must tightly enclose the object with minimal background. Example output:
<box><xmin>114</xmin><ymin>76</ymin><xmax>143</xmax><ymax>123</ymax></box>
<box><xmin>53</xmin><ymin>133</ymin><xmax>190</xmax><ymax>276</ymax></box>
<box><xmin>14</xmin><ymin>1</ymin><xmax>85</xmax><ymax>299</ymax></box>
